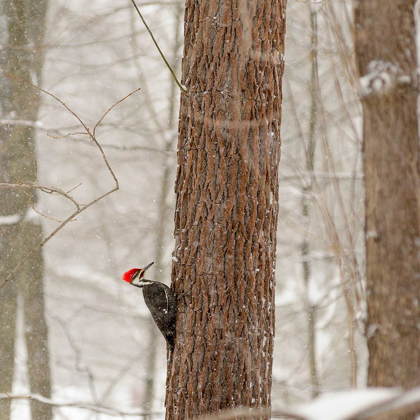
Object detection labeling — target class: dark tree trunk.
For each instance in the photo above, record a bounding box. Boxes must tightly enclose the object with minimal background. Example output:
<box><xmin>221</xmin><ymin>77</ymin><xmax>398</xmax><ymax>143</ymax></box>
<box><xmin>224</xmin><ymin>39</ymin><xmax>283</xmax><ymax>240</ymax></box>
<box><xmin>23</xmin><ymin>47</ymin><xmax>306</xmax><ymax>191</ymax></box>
<box><xmin>0</xmin><ymin>1</ymin><xmax>52</xmax><ymax>419</ymax></box>
<box><xmin>355</xmin><ymin>1</ymin><xmax>420</xmax><ymax>416</ymax></box>
<box><xmin>165</xmin><ymin>1</ymin><xmax>287</xmax><ymax>418</ymax></box>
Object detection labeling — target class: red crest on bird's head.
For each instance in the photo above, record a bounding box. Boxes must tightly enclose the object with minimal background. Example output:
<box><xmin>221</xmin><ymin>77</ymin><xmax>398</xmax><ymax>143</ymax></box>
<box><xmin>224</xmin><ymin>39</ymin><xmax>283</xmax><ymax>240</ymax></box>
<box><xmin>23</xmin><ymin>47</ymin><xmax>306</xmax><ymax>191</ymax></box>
<box><xmin>122</xmin><ymin>268</ymin><xmax>141</xmax><ymax>283</ymax></box>
<box><xmin>122</xmin><ymin>262</ymin><xmax>154</xmax><ymax>284</ymax></box>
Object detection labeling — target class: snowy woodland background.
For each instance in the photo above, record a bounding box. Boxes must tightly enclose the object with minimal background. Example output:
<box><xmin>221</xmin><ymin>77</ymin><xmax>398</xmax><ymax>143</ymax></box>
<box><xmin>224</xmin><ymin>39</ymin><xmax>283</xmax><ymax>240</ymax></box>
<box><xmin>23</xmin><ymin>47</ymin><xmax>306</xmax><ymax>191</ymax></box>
<box><xmin>0</xmin><ymin>0</ymin><xmax>404</xmax><ymax>418</ymax></box>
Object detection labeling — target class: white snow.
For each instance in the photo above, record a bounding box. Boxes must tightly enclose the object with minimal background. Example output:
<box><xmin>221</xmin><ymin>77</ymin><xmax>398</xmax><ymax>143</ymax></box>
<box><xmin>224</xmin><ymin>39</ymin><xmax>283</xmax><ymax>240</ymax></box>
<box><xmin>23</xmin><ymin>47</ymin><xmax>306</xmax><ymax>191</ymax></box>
<box><xmin>359</xmin><ymin>60</ymin><xmax>411</xmax><ymax>97</ymax></box>
<box><xmin>290</xmin><ymin>388</ymin><xmax>403</xmax><ymax>420</ymax></box>
<box><xmin>366</xmin><ymin>230</ymin><xmax>379</xmax><ymax>240</ymax></box>
<box><xmin>0</xmin><ymin>119</ymin><xmax>43</xmax><ymax>128</ymax></box>
<box><xmin>0</xmin><ymin>214</ymin><xmax>21</xmax><ymax>225</ymax></box>
<box><xmin>24</xmin><ymin>207</ymin><xmax>42</xmax><ymax>224</ymax></box>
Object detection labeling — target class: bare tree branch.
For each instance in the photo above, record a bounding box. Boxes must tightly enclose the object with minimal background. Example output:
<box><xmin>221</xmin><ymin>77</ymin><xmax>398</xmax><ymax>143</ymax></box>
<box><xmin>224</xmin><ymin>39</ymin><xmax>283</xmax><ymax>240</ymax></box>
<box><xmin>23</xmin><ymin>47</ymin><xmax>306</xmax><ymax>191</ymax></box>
<box><xmin>0</xmin><ymin>67</ymin><xmax>141</xmax><ymax>290</ymax></box>
<box><xmin>129</xmin><ymin>0</ymin><xmax>187</xmax><ymax>93</ymax></box>
<box><xmin>0</xmin><ymin>394</ymin><xmax>163</xmax><ymax>417</ymax></box>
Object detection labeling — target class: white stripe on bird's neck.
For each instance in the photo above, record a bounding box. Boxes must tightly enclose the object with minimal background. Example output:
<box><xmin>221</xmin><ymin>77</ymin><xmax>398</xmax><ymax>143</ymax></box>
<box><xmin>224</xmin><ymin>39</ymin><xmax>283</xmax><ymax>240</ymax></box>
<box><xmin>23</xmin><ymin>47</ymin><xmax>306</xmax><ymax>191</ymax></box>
<box><xmin>132</xmin><ymin>277</ymin><xmax>153</xmax><ymax>287</ymax></box>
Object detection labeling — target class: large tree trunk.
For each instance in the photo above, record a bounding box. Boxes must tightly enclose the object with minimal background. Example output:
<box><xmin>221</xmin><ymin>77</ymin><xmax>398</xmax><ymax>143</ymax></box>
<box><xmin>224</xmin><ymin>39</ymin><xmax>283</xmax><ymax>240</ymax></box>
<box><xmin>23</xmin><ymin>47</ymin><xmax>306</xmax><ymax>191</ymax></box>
<box><xmin>355</xmin><ymin>0</ymin><xmax>420</xmax><ymax>406</ymax></box>
<box><xmin>0</xmin><ymin>1</ymin><xmax>52</xmax><ymax>419</ymax></box>
<box><xmin>166</xmin><ymin>1</ymin><xmax>287</xmax><ymax>418</ymax></box>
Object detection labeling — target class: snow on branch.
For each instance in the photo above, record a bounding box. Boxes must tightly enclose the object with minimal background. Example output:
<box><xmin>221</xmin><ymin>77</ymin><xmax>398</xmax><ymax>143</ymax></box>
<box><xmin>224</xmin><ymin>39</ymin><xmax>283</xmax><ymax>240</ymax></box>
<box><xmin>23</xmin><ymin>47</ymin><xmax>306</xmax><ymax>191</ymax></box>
<box><xmin>0</xmin><ymin>214</ymin><xmax>21</xmax><ymax>225</ymax></box>
<box><xmin>0</xmin><ymin>119</ymin><xmax>44</xmax><ymax>128</ymax></box>
<box><xmin>358</xmin><ymin>60</ymin><xmax>412</xmax><ymax>98</ymax></box>
<box><xmin>286</xmin><ymin>387</ymin><xmax>420</xmax><ymax>420</ymax></box>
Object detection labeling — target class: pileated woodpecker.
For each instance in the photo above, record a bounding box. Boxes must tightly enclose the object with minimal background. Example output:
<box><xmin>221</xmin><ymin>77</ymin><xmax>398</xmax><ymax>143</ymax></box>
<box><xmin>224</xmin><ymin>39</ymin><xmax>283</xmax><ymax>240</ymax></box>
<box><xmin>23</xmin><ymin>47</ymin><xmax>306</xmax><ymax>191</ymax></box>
<box><xmin>122</xmin><ymin>262</ymin><xmax>176</xmax><ymax>353</ymax></box>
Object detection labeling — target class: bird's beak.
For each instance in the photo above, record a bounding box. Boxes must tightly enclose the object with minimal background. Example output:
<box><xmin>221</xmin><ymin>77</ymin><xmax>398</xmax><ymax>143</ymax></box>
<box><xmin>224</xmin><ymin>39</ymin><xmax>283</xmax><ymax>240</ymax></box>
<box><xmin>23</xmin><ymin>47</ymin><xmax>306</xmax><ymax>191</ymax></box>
<box><xmin>144</xmin><ymin>261</ymin><xmax>154</xmax><ymax>272</ymax></box>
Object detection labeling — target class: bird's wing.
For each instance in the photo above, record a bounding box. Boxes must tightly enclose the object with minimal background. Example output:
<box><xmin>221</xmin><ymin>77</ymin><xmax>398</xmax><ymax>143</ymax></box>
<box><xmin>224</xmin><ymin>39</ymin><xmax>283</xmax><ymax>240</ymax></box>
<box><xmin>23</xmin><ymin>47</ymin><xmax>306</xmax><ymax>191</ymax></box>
<box><xmin>143</xmin><ymin>282</ymin><xmax>176</xmax><ymax>331</ymax></box>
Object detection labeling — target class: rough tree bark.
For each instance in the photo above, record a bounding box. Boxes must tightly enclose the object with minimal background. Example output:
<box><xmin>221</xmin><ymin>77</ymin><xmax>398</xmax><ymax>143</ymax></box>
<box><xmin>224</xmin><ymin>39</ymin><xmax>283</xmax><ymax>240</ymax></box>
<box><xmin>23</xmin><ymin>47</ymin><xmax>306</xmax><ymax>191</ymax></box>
<box><xmin>166</xmin><ymin>1</ymin><xmax>287</xmax><ymax>418</ymax></box>
<box><xmin>0</xmin><ymin>1</ymin><xmax>52</xmax><ymax>419</ymax></box>
<box><xmin>355</xmin><ymin>0</ymin><xmax>420</xmax><ymax>412</ymax></box>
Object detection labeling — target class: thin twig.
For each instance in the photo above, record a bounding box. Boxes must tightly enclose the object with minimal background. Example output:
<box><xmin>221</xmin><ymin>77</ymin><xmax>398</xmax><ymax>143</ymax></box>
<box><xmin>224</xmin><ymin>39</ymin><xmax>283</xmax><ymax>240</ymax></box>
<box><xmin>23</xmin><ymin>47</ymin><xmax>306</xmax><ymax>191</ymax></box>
<box><xmin>129</xmin><ymin>0</ymin><xmax>187</xmax><ymax>94</ymax></box>
<box><xmin>93</xmin><ymin>88</ymin><xmax>141</xmax><ymax>137</ymax></box>
<box><xmin>51</xmin><ymin>315</ymin><xmax>99</xmax><ymax>402</ymax></box>
<box><xmin>31</xmin><ymin>205</ymin><xmax>67</xmax><ymax>223</ymax></box>
<box><xmin>0</xmin><ymin>182</ymin><xmax>81</xmax><ymax>210</ymax></box>
<box><xmin>17</xmin><ymin>183</ymin><xmax>71</xmax><ymax>223</ymax></box>
<box><xmin>65</xmin><ymin>182</ymin><xmax>83</xmax><ymax>195</ymax></box>
<box><xmin>48</xmin><ymin>134</ymin><xmax>172</xmax><ymax>153</ymax></box>
<box><xmin>3</xmin><ymin>393</ymin><xmax>31</xmax><ymax>400</ymax></box>
<box><xmin>47</xmin><ymin>131</ymin><xmax>88</xmax><ymax>139</ymax></box>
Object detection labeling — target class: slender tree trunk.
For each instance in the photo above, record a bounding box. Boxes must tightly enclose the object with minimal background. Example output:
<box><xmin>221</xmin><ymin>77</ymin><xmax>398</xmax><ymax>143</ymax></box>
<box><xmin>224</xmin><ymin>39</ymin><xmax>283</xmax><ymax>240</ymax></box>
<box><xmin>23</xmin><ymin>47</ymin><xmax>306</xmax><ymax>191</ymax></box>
<box><xmin>355</xmin><ymin>1</ymin><xmax>420</xmax><ymax>414</ymax></box>
<box><xmin>143</xmin><ymin>162</ymin><xmax>172</xmax><ymax>417</ymax></box>
<box><xmin>166</xmin><ymin>1</ymin><xmax>287</xmax><ymax>418</ymax></box>
<box><xmin>0</xmin><ymin>258</ymin><xmax>18</xmax><ymax>420</ymax></box>
<box><xmin>0</xmin><ymin>1</ymin><xmax>52</xmax><ymax>419</ymax></box>
<box><xmin>301</xmin><ymin>4</ymin><xmax>320</xmax><ymax>399</ymax></box>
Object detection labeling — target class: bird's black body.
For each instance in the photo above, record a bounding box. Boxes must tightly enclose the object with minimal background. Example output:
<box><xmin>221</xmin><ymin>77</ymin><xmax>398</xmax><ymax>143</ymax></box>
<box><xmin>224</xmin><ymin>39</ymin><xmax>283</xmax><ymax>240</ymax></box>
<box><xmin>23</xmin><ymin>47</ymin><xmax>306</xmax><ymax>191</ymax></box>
<box><xmin>123</xmin><ymin>262</ymin><xmax>177</xmax><ymax>354</ymax></box>
<box><xmin>142</xmin><ymin>280</ymin><xmax>177</xmax><ymax>352</ymax></box>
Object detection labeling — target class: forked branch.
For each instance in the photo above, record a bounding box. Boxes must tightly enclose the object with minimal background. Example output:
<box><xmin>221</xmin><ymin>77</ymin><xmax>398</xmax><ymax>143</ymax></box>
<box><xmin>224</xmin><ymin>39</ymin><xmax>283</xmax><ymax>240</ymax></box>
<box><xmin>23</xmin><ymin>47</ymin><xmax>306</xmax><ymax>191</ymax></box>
<box><xmin>0</xmin><ymin>66</ymin><xmax>141</xmax><ymax>290</ymax></box>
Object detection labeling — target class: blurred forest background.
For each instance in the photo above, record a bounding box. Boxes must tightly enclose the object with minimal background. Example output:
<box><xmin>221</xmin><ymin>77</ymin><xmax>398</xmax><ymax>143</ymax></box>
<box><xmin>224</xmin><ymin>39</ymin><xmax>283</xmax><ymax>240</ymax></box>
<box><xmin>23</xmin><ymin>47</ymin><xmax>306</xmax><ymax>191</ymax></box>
<box><xmin>0</xmin><ymin>0</ymin><xmax>368</xmax><ymax>418</ymax></box>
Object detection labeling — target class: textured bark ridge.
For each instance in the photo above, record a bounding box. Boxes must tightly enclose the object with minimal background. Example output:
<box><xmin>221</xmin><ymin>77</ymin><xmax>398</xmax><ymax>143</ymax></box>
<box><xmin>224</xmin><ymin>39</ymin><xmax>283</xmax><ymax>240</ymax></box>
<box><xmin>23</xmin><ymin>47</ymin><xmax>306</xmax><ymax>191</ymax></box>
<box><xmin>166</xmin><ymin>1</ymin><xmax>286</xmax><ymax>418</ymax></box>
<box><xmin>355</xmin><ymin>0</ymin><xmax>420</xmax><ymax>405</ymax></box>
